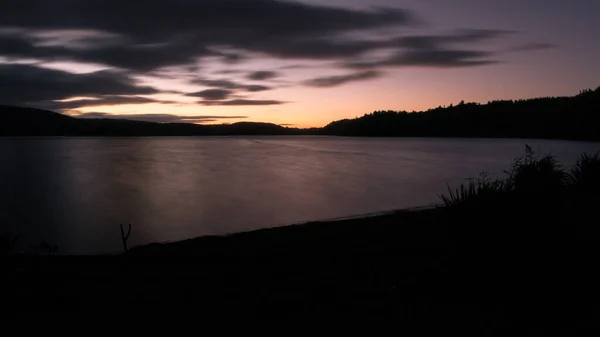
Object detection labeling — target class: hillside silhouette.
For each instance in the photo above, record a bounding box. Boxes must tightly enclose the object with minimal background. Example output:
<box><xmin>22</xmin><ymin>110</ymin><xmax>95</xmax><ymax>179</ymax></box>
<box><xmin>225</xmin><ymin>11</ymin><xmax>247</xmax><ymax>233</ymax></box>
<box><xmin>2</xmin><ymin>87</ymin><xmax>600</xmax><ymax>140</ymax></box>
<box><xmin>0</xmin><ymin>105</ymin><xmax>303</xmax><ymax>136</ymax></box>
<box><xmin>323</xmin><ymin>87</ymin><xmax>600</xmax><ymax>141</ymax></box>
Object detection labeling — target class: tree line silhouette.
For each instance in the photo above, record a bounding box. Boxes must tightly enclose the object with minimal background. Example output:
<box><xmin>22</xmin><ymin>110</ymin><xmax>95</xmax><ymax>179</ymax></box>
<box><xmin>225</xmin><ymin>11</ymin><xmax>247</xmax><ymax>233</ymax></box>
<box><xmin>321</xmin><ymin>87</ymin><xmax>600</xmax><ymax>141</ymax></box>
<box><xmin>2</xmin><ymin>87</ymin><xmax>599</xmax><ymax>140</ymax></box>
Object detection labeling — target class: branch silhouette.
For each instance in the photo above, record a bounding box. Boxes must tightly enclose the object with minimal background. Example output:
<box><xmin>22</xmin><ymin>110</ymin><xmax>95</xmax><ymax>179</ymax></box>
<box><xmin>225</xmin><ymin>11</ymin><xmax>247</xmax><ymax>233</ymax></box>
<box><xmin>120</xmin><ymin>224</ymin><xmax>132</xmax><ymax>253</ymax></box>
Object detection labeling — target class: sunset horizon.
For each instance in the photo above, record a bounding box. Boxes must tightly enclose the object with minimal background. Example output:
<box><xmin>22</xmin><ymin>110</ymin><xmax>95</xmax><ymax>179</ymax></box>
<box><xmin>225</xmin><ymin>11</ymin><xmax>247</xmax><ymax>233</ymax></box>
<box><xmin>2</xmin><ymin>1</ymin><xmax>599</xmax><ymax>128</ymax></box>
<box><xmin>47</xmin><ymin>84</ymin><xmax>599</xmax><ymax>129</ymax></box>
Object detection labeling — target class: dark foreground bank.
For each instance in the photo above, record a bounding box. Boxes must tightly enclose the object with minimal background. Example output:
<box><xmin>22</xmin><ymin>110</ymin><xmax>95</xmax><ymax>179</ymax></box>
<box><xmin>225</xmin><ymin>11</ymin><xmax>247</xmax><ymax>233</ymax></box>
<box><xmin>3</xmin><ymin>150</ymin><xmax>600</xmax><ymax>328</ymax></box>
<box><xmin>3</xmin><ymin>205</ymin><xmax>599</xmax><ymax>325</ymax></box>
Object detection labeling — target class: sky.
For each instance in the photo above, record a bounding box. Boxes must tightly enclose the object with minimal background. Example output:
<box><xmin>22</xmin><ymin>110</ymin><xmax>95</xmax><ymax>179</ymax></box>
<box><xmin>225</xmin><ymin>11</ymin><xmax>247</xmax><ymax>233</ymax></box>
<box><xmin>1</xmin><ymin>0</ymin><xmax>599</xmax><ymax>128</ymax></box>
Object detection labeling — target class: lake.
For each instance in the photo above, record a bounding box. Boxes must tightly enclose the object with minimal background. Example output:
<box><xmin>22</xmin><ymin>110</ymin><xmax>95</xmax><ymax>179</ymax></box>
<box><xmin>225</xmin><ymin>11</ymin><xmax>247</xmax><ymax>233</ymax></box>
<box><xmin>1</xmin><ymin>136</ymin><xmax>598</xmax><ymax>254</ymax></box>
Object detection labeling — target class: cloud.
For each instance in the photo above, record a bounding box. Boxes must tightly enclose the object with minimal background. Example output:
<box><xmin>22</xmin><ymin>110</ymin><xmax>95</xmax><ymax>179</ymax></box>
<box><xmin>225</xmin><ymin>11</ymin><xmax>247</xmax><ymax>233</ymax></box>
<box><xmin>200</xmin><ymin>99</ymin><xmax>286</xmax><ymax>106</ymax></box>
<box><xmin>194</xmin><ymin>79</ymin><xmax>271</xmax><ymax>92</ymax></box>
<box><xmin>244</xmin><ymin>85</ymin><xmax>271</xmax><ymax>92</ymax></box>
<box><xmin>0</xmin><ymin>1</ymin><xmax>414</xmax><ymax>39</ymax></box>
<box><xmin>43</xmin><ymin>95</ymin><xmax>168</xmax><ymax>110</ymax></box>
<box><xmin>221</xmin><ymin>52</ymin><xmax>245</xmax><ymax>64</ymax></box>
<box><xmin>73</xmin><ymin>43</ymin><xmax>213</xmax><ymax>72</ymax></box>
<box><xmin>0</xmin><ymin>1</ymin><xmax>552</xmax><ymax>105</ymax></box>
<box><xmin>0</xmin><ymin>0</ymin><xmax>414</xmax><ymax>72</ymax></box>
<box><xmin>341</xmin><ymin>31</ymin><xmax>516</xmax><ymax>70</ymax></box>
<box><xmin>193</xmin><ymin>79</ymin><xmax>244</xmax><ymax>90</ymax></box>
<box><xmin>347</xmin><ymin>49</ymin><xmax>497</xmax><ymax>69</ymax></box>
<box><xmin>0</xmin><ymin>64</ymin><xmax>159</xmax><ymax>109</ymax></box>
<box><xmin>384</xmin><ymin>49</ymin><xmax>497</xmax><ymax>68</ymax></box>
<box><xmin>0</xmin><ymin>31</ymin><xmax>210</xmax><ymax>72</ymax></box>
<box><xmin>391</xmin><ymin>29</ymin><xmax>514</xmax><ymax>49</ymax></box>
<box><xmin>304</xmin><ymin>70</ymin><xmax>381</xmax><ymax>87</ymax></box>
<box><xmin>0</xmin><ymin>35</ymin><xmax>39</xmax><ymax>55</ymax></box>
<box><xmin>1</xmin><ymin>24</ymin><xmax>520</xmax><ymax>75</ymax></box>
<box><xmin>507</xmin><ymin>43</ymin><xmax>556</xmax><ymax>52</ymax></box>
<box><xmin>247</xmin><ymin>71</ymin><xmax>278</xmax><ymax>81</ymax></box>
<box><xmin>0</xmin><ymin>28</ymin><xmax>121</xmax><ymax>49</ymax></box>
<box><xmin>186</xmin><ymin>89</ymin><xmax>232</xmax><ymax>100</ymax></box>
<box><xmin>73</xmin><ymin>112</ymin><xmax>247</xmax><ymax>124</ymax></box>
<box><xmin>214</xmin><ymin>69</ymin><xmax>244</xmax><ymax>75</ymax></box>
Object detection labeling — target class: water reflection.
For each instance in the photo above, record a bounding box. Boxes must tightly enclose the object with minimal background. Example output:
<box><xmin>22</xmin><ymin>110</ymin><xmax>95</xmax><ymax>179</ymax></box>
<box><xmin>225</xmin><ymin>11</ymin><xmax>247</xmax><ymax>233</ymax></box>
<box><xmin>0</xmin><ymin>139</ymin><xmax>72</xmax><ymax>252</ymax></box>
<box><xmin>1</xmin><ymin>137</ymin><xmax>598</xmax><ymax>254</ymax></box>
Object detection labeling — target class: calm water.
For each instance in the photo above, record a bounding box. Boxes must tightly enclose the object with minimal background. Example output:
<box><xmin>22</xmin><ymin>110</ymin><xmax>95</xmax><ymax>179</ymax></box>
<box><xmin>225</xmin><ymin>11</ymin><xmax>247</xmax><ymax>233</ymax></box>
<box><xmin>1</xmin><ymin>136</ymin><xmax>598</xmax><ymax>254</ymax></box>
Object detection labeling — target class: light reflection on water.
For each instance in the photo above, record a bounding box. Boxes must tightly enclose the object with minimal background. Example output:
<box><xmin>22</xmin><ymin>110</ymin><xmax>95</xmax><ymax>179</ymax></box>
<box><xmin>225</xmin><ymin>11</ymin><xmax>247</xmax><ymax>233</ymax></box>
<box><xmin>1</xmin><ymin>136</ymin><xmax>598</xmax><ymax>254</ymax></box>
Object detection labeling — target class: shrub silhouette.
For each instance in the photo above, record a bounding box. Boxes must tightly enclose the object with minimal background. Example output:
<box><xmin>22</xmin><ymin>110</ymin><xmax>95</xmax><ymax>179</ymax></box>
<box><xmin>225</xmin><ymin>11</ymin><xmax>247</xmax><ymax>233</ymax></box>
<box><xmin>439</xmin><ymin>171</ymin><xmax>506</xmax><ymax>209</ymax></box>
<box><xmin>437</xmin><ymin>145</ymin><xmax>594</xmax><ymax>214</ymax></box>
<box><xmin>505</xmin><ymin>145</ymin><xmax>566</xmax><ymax>201</ymax></box>
<box><xmin>437</xmin><ymin>145</ymin><xmax>600</xmax><ymax>260</ymax></box>
<box><xmin>440</xmin><ymin>145</ymin><xmax>568</xmax><ymax>207</ymax></box>
<box><xmin>568</xmin><ymin>152</ymin><xmax>600</xmax><ymax>197</ymax></box>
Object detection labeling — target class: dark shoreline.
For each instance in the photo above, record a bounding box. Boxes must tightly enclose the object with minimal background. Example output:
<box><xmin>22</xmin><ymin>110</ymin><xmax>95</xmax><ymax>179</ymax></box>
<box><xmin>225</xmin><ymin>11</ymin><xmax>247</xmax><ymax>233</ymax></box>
<box><xmin>5</xmin><ymin>203</ymin><xmax>599</xmax><ymax>325</ymax></box>
<box><xmin>127</xmin><ymin>205</ymin><xmax>443</xmax><ymax>256</ymax></box>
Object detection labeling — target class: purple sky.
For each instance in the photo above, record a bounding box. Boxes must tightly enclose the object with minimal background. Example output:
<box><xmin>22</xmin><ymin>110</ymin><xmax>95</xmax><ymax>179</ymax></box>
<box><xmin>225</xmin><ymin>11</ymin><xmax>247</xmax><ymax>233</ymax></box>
<box><xmin>1</xmin><ymin>0</ymin><xmax>598</xmax><ymax>127</ymax></box>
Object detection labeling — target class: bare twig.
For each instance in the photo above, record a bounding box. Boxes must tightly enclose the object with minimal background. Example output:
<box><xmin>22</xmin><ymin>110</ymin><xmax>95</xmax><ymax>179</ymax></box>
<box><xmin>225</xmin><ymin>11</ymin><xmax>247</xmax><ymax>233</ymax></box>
<box><xmin>120</xmin><ymin>224</ymin><xmax>132</xmax><ymax>252</ymax></box>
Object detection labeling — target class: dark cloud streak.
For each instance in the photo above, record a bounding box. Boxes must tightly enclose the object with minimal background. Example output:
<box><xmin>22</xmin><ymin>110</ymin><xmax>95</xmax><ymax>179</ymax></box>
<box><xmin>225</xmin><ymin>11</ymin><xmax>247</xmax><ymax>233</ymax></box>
<box><xmin>344</xmin><ymin>29</ymin><xmax>513</xmax><ymax>69</ymax></box>
<box><xmin>193</xmin><ymin>79</ymin><xmax>271</xmax><ymax>92</ymax></box>
<box><xmin>0</xmin><ymin>1</ymin><xmax>414</xmax><ymax>38</ymax></box>
<box><xmin>244</xmin><ymin>85</ymin><xmax>271</xmax><ymax>92</ymax></box>
<box><xmin>43</xmin><ymin>96</ymin><xmax>168</xmax><ymax>111</ymax></box>
<box><xmin>507</xmin><ymin>43</ymin><xmax>556</xmax><ymax>52</ymax></box>
<box><xmin>0</xmin><ymin>64</ymin><xmax>159</xmax><ymax>108</ymax></box>
<box><xmin>0</xmin><ymin>0</ymin><xmax>415</xmax><ymax>71</ymax></box>
<box><xmin>304</xmin><ymin>70</ymin><xmax>381</xmax><ymax>87</ymax></box>
<box><xmin>186</xmin><ymin>89</ymin><xmax>233</xmax><ymax>100</ymax></box>
<box><xmin>247</xmin><ymin>71</ymin><xmax>279</xmax><ymax>81</ymax></box>
<box><xmin>74</xmin><ymin>112</ymin><xmax>247</xmax><ymax>124</ymax></box>
<box><xmin>384</xmin><ymin>49</ymin><xmax>496</xmax><ymax>68</ymax></box>
<box><xmin>200</xmin><ymin>99</ymin><xmax>286</xmax><ymax>106</ymax></box>
<box><xmin>391</xmin><ymin>29</ymin><xmax>514</xmax><ymax>49</ymax></box>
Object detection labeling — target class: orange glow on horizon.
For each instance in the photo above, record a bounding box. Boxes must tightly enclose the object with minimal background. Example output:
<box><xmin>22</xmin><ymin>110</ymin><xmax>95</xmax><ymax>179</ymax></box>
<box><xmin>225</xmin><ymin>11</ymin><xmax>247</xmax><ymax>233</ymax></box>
<box><xmin>66</xmin><ymin>57</ymin><xmax>599</xmax><ymax>128</ymax></box>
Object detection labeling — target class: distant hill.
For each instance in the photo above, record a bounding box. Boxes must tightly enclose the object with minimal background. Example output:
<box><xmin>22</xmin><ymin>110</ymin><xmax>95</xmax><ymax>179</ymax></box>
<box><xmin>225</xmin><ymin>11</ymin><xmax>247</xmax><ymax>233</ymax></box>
<box><xmin>0</xmin><ymin>105</ymin><xmax>302</xmax><ymax>136</ymax></box>
<box><xmin>2</xmin><ymin>87</ymin><xmax>600</xmax><ymax>140</ymax></box>
<box><xmin>0</xmin><ymin>105</ymin><xmax>77</xmax><ymax>136</ymax></box>
<box><xmin>322</xmin><ymin>87</ymin><xmax>600</xmax><ymax>141</ymax></box>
